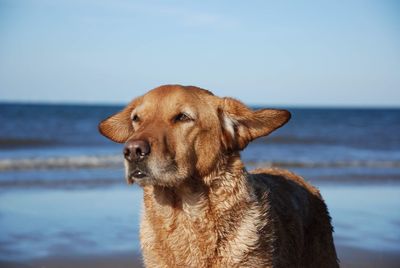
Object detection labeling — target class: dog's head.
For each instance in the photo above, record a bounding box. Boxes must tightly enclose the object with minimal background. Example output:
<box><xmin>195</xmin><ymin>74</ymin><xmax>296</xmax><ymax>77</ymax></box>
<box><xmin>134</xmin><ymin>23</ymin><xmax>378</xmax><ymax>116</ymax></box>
<box><xmin>99</xmin><ymin>85</ymin><xmax>290</xmax><ymax>187</ymax></box>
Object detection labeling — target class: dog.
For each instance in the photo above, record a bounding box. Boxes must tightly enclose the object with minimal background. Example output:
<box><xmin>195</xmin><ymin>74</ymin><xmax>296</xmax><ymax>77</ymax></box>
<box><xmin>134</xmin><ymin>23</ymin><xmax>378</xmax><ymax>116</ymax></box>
<box><xmin>99</xmin><ymin>85</ymin><xmax>338</xmax><ymax>267</ymax></box>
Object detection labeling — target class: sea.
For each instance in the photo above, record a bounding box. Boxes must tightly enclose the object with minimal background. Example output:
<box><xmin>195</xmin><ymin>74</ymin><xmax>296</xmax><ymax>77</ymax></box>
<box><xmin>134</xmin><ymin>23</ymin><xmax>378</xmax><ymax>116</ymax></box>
<box><xmin>1</xmin><ymin>103</ymin><xmax>400</xmax><ymax>262</ymax></box>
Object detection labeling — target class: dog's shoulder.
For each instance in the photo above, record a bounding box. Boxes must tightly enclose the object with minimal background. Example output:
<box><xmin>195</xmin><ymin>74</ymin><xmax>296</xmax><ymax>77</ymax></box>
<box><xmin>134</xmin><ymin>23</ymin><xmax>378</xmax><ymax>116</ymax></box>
<box><xmin>249</xmin><ymin>167</ymin><xmax>321</xmax><ymax>199</ymax></box>
<box><xmin>248</xmin><ymin>167</ymin><xmax>327</xmax><ymax>229</ymax></box>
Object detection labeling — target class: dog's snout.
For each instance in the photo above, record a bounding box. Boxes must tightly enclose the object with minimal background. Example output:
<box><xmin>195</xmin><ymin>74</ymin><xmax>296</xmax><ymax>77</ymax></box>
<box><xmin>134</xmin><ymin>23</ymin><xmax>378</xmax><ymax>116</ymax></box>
<box><xmin>124</xmin><ymin>139</ymin><xmax>151</xmax><ymax>162</ymax></box>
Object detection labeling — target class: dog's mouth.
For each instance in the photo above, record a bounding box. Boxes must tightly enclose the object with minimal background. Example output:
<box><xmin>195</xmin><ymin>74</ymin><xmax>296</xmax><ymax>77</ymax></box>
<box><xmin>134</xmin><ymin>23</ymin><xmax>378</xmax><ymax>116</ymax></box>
<box><xmin>126</xmin><ymin>167</ymin><xmax>149</xmax><ymax>184</ymax></box>
<box><xmin>131</xmin><ymin>169</ymin><xmax>147</xmax><ymax>179</ymax></box>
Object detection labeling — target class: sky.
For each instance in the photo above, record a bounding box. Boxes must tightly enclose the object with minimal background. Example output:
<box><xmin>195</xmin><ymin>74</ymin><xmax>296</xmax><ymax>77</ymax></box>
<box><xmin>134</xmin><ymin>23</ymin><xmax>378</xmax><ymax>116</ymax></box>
<box><xmin>0</xmin><ymin>0</ymin><xmax>399</xmax><ymax>107</ymax></box>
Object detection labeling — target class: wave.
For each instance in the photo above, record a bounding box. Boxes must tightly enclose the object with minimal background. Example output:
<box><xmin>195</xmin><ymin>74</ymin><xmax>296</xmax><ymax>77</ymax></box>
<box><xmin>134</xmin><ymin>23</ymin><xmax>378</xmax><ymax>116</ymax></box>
<box><xmin>0</xmin><ymin>155</ymin><xmax>400</xmax><ymax>171</ymax></box>
<box><xmin>0</xmin><ymin>177</ymin><xmax>122</xmax><ymax>189</ymax></box>
<box><xmin>0</xmin><ymin>155</ymin><xmax>123</xmax><ymax>171</ymax></box>
<box><xmin>247</xmin><ymin>160</ymin><xmax>400</xmax><ymax>169</ymax></box>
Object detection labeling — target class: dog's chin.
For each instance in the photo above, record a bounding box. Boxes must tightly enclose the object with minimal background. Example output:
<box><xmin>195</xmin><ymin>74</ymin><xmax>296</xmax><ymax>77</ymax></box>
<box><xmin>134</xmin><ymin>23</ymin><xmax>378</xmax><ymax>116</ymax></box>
<box><xmin>125</xmin><ymin>166</ymin><xmax>189</xmax><ymax>187</ymax></box>
<box><xmin>125</xmin><ymin>156</ymin><xmax>190</xmax><ymax>187</ymax></box>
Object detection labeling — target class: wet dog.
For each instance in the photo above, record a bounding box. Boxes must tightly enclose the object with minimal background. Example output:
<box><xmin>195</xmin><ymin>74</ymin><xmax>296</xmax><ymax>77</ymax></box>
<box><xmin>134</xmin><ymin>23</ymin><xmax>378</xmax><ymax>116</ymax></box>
<box><xmin>99</xmin><ymin>85</ymin><xmax>338</xmax><ymax>267</ymax></box>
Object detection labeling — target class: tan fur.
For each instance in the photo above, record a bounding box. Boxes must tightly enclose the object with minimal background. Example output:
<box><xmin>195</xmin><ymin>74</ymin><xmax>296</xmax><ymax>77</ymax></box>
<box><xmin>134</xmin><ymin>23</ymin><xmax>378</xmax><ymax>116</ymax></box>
<box><xmin>99</xmin><ymin>85</ymin><xmax>339</xmax><ymax>267</ymax></box>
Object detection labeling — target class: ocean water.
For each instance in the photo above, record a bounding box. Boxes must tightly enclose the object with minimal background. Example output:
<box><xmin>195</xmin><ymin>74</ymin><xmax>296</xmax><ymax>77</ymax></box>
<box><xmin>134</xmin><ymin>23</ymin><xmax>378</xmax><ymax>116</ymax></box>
<box><xmin>1</xmin><ymin>104</ymin><xmax>400</xmax><ymax>174</ymax></box>
<box><xmin>0</xmin><ymin>103</ymin><xmax>400</xmax><ymax>261</ymax></box>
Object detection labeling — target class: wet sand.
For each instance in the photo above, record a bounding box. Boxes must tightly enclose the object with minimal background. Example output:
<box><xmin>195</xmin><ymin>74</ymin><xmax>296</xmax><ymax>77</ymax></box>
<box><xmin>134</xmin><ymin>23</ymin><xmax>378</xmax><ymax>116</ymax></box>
<box><xmin>0</xmin><ymin>246</ymin><xmax>399</xmax><ymax>268</ymax></box>
<box><xmin>337</xmin><ymin>246</ymin><xmax>400</xmax><ymax>268</ymax></box>
<box><xmin>0</xmin><ymin>252</ymin><xmax>143</xmax><ymax>268</ymax></box>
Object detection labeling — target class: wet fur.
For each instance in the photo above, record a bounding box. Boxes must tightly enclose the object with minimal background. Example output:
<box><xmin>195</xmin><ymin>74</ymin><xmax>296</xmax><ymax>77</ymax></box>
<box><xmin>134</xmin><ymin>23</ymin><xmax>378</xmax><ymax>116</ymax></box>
<box><xmin>99</xmin><ymin>85</ymin><xmax>338</xmax><ymax>267</ymax></box>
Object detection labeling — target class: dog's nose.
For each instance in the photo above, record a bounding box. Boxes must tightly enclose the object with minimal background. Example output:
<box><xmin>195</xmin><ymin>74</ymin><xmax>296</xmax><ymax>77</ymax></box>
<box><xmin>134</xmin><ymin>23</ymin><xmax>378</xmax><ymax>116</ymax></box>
<box><xmin>123</xmin><ymin>139</ymin><xmax>151</xmax><ymax>162</ymax></box>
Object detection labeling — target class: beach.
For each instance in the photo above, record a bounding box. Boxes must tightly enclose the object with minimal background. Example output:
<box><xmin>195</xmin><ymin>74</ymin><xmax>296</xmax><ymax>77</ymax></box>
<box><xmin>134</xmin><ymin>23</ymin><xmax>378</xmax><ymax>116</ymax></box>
<box><xmin>1</xmin><ymin>246</ymin><xmax>399</xmax><ymax>268</ymax></box>
<box><xmin>0</xmin><ymin>104</ymin><xmax>399</xmax><ymax>267</ymax></box>
<box><xmin>1</xmin><ymin>177</ymin><xmax>400</xmax><ymax>268</ymax></box>
<box><xmin>1</xmin><ymin>249</ymin><xmax>400</xmax><ymax>268</ymax></box>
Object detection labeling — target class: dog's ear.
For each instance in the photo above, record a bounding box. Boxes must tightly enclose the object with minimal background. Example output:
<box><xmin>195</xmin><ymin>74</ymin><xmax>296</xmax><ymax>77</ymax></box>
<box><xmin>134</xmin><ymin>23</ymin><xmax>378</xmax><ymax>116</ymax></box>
<box><xmin>98</xmin><ymin>99</ymin><xmax>139</xmax><ymax>143</ymax></box>
<box><xmin>219</xmin><ymin>97</ymin><xmax>291</xmax><ymax>151</ymax></box>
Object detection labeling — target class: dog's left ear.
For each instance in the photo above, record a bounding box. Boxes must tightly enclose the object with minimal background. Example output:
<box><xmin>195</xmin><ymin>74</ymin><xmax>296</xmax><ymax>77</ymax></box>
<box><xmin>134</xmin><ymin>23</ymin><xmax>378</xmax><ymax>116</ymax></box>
<box><xmin>98</xmin><ymin>99</ymin><xmax>139</xmax><ymax>143</ymax></box>
<box><xmin>220</xmin><ymin>97</ymin><xmax>291</xmax><ymax>151</ymax></box>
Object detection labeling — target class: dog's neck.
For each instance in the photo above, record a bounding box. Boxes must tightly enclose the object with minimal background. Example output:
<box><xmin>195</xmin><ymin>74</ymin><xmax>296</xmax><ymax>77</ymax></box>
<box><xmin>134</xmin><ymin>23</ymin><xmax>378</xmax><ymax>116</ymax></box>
<box><xmin>143</xmin><ymin>154</ymin><xmax>253</xmax><ymax>218</ymax></box>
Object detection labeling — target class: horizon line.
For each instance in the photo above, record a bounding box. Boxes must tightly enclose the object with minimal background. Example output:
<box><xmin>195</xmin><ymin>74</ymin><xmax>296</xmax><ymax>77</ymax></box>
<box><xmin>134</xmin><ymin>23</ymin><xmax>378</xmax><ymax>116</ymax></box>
<box><xmin>0</xmin><ymin>100</ymin><xmax>399</xmax><ymax>110</ymax></box>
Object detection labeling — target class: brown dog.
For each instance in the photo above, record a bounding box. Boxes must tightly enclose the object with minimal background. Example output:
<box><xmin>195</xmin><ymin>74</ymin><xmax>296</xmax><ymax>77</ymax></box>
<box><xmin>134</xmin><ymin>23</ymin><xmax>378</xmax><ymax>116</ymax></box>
<box><xmin>99</xmin><ymin>85</ymin><xmax>338</xmax><ymax>267</ymax></box>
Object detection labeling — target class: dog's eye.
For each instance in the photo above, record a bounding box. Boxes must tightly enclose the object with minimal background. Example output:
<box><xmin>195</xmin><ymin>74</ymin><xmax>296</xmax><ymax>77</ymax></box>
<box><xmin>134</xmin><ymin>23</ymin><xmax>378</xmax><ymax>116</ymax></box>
<box><xmin>173</xmin><ymin>113</ymin><xmax>191</xmax><ymax>123</ymax></box>
<box><xmin>132</xmin><ymin>114</ymin><xmax>140</xmax><ymax>122</ymax></box>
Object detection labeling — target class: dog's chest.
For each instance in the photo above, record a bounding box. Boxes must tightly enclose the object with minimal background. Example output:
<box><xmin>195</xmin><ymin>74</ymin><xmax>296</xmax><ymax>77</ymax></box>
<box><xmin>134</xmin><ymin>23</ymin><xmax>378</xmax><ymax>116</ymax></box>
<box><xmin>140</xmin><ymin>188</ymin><xmax>264</xmax><ymax>267</ymax></box>
<box><xmin>141</xmin><ymin>203</ymin><xmax>219</xmax><ymax>267</ymax></box>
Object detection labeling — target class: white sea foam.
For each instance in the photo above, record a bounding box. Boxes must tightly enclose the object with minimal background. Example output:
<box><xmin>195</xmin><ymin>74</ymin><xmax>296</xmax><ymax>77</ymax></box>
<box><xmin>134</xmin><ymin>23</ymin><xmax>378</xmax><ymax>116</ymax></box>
<box><xmin>0</xmin><ymin>155</ymin><xmax>399</xmax><ymax>171</ymax></box>
<box><xmin>0</xmin><ymin>155</ymin><xmax>124</xmax><ymax>171</ymax></box>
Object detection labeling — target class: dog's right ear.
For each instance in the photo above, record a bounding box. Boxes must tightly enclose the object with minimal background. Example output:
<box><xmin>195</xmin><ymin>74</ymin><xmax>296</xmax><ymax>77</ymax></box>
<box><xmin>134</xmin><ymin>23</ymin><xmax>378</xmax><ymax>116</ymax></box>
<box><xmin>98</xmin><ymin>99</ymin><xmax>139</xmax><ymax>143</ymax></box>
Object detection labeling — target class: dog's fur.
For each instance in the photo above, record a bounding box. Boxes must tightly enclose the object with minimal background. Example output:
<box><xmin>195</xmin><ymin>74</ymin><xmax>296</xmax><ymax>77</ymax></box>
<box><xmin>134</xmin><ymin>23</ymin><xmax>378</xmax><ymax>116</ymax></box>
<box><xmin>99</xmin><ymin>85</ymin><xmax>338</xmax><ymax>267</ymax></box>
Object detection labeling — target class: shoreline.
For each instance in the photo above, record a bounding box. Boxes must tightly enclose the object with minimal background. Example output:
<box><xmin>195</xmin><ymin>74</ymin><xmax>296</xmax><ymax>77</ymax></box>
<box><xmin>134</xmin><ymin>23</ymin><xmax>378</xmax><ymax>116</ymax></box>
<box><xmin>1</xmin><ymin>172</ymin><xmax>400</xmax><ymax>191</ymax></box>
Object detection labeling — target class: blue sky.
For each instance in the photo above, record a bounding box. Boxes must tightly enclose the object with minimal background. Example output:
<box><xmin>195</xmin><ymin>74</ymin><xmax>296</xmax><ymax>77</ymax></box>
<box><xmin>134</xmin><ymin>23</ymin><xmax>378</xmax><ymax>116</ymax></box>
<box><xmin>0</xmin><ymin>0</ymin><xmax>399</xmax><ymax>106</ymax></box>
